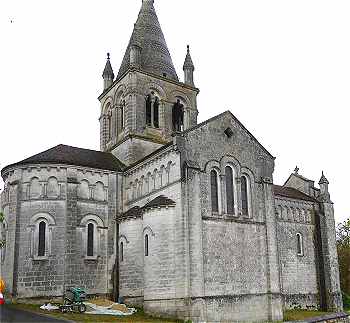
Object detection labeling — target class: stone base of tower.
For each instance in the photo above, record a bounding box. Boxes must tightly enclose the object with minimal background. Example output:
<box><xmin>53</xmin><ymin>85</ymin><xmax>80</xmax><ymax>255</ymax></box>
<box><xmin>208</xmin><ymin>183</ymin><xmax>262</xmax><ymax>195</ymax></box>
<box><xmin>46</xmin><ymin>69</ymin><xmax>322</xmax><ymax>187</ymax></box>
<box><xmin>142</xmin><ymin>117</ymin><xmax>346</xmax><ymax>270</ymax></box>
<box><xmin>110</xmin><ymin>135</ymin><xmax>166</xmax><ymax>166</ymax></box>
<box><xmin>142</xmin><ymin>294</ymin><xmax>283</xmax><ymax>323</ymax></box>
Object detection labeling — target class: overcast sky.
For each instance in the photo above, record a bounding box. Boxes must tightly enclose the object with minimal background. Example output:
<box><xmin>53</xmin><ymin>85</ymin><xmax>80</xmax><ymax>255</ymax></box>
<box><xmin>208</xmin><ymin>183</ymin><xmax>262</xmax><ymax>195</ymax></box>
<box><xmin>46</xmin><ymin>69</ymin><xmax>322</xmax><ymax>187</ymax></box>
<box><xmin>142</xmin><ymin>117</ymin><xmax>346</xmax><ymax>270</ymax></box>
<box><xmin>0</xmin><ymin>0</ymin><xmax>349</xmax><ymax>224</ymax></box>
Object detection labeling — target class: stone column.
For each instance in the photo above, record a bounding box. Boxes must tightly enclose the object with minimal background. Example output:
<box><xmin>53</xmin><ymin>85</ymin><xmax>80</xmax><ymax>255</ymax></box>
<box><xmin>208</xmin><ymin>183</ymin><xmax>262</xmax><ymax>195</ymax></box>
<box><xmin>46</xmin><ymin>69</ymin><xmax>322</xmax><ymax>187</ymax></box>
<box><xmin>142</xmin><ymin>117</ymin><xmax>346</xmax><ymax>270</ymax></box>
<box><xmin>3</xmin><ymin>181</ymin><xmax>21</xmax><ymax>296</ymax></box>
<box><xmin>262</xmin><ymin>177</ymin><xmax>283</xmax><ymax>321</ymax></box>
<box><xmin>319</xmin><ymin>201</ymin><xmax>343</xmax><ymax>311</ymax></box>
<box><xmin>64</xmin><ymin>173</ymin><xmax>79</xmax><ymax>291</ymax></box>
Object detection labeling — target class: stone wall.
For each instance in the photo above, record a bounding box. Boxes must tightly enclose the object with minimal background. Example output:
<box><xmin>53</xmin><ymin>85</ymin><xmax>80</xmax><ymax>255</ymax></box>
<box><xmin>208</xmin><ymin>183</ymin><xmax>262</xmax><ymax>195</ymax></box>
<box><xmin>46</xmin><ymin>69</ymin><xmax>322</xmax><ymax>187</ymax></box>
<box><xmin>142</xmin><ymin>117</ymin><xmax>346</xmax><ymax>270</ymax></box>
<box><xmin>119</xmin><ymin>148</ymin><xmax>185</xmax><ymax>311</ymax></box>
<box><xmin>1</xmin><ymin>164</ymin><xmax>118</xmax><ymax>299</ymax></box>
<box><xmin>275</xmin><ymin>197</ymin><xmax>320</xmax><ymax>310</ymax></box>
<box><xmin>174</xmin><ymin>111</ymin><xmax>283</xmax><ymax>321</ymax></box>
<box><xmin>203</xmin><ymin>220</ymin><xmax>268</xmax><ymax>295</ymax></box>
<box><xmin>119</xmin><ymin>218</ymin><xmax>144</xmax><ymax>303</ymax></box>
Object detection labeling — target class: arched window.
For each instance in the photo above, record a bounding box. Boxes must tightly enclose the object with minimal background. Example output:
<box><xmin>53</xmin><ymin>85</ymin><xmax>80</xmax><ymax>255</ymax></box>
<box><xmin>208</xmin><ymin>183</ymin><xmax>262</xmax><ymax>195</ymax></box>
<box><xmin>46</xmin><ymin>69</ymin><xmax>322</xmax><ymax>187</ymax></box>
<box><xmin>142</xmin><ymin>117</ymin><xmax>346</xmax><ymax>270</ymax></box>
<box><xmin>94</xmin><ymin>182</ymin><xmax>105</xmax><ymax>201</ymax></box>
<box><xmin>154</xmin><ymin>97</ymin><xmax>159</xmax><ymax>128</ymax></box>
<box><xmin>87</xmin><ymin>223</ymin><xmax>94</xmax><ymax>257</ymax></box>
<box><xmin>225</xmin><ymin>166</ymin><xmax>235</xmax><ymax>214</ymax></box>
<box><xmin>241</xmin><ymin>176</ymin><xmax>249</xmax><ymax>215</ymax></box>
<box><xmin>145</xmin><ymin>93</ymin><xmax>160</xmax><ymax>128</ymax></box>
<box><xmin>78</xmin><ymin>180</ymin><xmax>90</xmax><ymax>199</ymax></box>
<box><xmin>79</xmin><ymin>215</ymin><xmax>103</xmax><ymax>259</ymax></box>
<box><xmin>297</xmin><ymin>233</ymin><xmax>304</xmax><ymax>256</ymax></box>
<box><xmin>144</xmin><ymin>234</ymin><xmax>149</xmax><ymax>257</ymax></box>
<box><xmin>29</xmin><ymin>213</ymin><xmax>56</xmax><ymax>259</ymax></box>
<box><xmin>47</xmin><ymin>177</ymin><xmax>59</xmax><ymax>199</ymax></box>
<box><xmin>106</xmin><ymin>104</ymin><xmax>112</xmax><ymax>141</ymax></box>
<box><xmin>38</xmin><ymin>221</ymin><xmax>46</xmax><ymax>257</ymax></box>
<box><xmin>172</xmin><ymin>99</ymin><xmax>184</xmax><ymax>132</ymax></box>
<box><xmin>120</xmin><ymin>242</ymin><xmax>124</xmax><ymax>262</ymax></box>
<box><xmin>120</xmin><ymin>100</ymin><xmax>125</xmax><ymax>130</ymax></box>
<box><xmin>211</xmin><ymin>170</ymin><xmax>219</xmax><ymax>213</ymax></box>
<box><xmin>146</xmin><ymin>95</ymin><xmax>152</xmax><ymax>126</ymax></box>
<box><xmin>30</xmin><ymin>177</ymin><xmax>41</xmax><ymax>199</ymax></box>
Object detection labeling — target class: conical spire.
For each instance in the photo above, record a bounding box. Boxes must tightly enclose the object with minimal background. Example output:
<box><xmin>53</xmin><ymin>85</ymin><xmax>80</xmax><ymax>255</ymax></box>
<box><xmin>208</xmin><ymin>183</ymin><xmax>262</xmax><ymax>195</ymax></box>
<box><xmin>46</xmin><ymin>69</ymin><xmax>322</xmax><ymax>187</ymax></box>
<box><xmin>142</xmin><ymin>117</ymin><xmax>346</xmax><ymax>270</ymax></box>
<box><xmin>103</xmin><ymin>53</ymin><xmax>115</xmax><ymax>79</ymax></box>
<box><xmin>183</xmin><ymin>45</ymin><xmax>195</xmax><ymax>71</ymax></box>
<box><xmin>319</xmin><ymin>171</ymin><xmax>329</xmax><ymax>185</ymax></box>
<box><xmin>117</xmin><ymin>0</ymin><xmax>178</xmax><ymax>81</ymax></box>
<box><xmin>102</xmin><ymin>53</ymin><xmax>114</xmax><ymax>90</ymax></box>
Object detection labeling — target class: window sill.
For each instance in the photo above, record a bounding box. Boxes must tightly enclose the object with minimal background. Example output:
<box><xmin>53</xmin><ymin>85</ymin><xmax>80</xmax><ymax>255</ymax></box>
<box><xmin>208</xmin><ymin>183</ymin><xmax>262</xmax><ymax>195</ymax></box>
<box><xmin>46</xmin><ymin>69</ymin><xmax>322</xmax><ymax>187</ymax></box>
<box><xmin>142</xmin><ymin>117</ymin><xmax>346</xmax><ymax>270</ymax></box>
<box><xmin>84</xmin><ymin>256</ymin><xmax>98</xmax><ymax>261</ymax></box>
<box><xmin>145</xmin><ymin>125</ymin><xmax>161</xmax><ymax>130</ymax></box>
<box><xmin>225</xmin><ymin>213</ymin><xmax>238</xmax><ymax>217</ymax></box>
<box><xmin>33</xmin><ymin>256</ymin><xmax>49</xmax><ymax>261</ymax></box>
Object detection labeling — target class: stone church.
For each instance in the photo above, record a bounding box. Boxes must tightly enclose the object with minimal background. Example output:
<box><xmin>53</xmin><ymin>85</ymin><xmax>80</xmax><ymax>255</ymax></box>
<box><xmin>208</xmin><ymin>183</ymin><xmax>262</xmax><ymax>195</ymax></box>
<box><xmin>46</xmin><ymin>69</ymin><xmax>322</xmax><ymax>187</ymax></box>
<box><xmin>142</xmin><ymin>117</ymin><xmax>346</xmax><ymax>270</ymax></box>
<box><xmin>0</xmin><ymin>0</ymin><xmax>343</xmax><ymax>321</ymax></box>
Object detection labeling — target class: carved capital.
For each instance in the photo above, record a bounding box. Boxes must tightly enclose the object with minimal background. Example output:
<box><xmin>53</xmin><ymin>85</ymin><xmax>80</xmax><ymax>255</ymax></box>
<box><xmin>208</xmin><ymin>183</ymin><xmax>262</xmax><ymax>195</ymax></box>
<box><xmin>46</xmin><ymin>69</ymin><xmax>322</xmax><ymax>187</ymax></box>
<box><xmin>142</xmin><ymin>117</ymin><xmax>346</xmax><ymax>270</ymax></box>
<box><xmin>261</xmin><ymin>177</ymin><xmax>273</xmax><ymax>184</ymax></box>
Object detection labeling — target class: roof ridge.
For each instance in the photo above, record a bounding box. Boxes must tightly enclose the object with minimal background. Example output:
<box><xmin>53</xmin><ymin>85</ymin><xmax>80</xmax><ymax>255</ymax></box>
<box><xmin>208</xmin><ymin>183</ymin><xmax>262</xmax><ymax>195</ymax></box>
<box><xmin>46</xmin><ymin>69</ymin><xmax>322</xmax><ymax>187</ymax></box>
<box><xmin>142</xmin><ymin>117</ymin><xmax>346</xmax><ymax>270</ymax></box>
<box><xmin>55</xmin><ymin>144</ymin><xmax>115</xmax><ymax>155</ymax></box>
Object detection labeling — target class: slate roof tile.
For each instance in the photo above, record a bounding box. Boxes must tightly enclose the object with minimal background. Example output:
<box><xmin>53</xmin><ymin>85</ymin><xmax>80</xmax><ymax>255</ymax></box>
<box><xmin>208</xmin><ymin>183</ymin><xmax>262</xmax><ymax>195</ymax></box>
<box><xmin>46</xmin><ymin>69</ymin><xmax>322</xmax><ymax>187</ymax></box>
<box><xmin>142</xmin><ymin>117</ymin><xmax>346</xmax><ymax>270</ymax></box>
<box><xmin>120</xmin><ymin>195</ymin><xmax>176</xmax><ymax>221</ymax></box>
<box><xmin>273</xmin><ymin>185</ymin><xmax>317</xmax><ymax>202</ymax></box>
<box><xmin>1</xmin><ymin>144</ymin><xmax>125</xmax><ymax>175</ymax></box>
<box><xmin>117</xmin><ymin>0</ymin><xmax>178</xmax><ymax>81</ymax></box>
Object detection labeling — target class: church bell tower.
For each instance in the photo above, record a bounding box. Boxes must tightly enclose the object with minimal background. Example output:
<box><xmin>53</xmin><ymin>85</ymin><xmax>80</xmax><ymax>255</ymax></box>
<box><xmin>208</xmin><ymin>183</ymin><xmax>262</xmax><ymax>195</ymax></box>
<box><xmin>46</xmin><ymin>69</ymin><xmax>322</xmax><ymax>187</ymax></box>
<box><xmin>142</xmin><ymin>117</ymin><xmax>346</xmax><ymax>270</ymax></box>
<box><xmin>98</xmin><ymin>0</ymin><xmax>200</xmax><ymax>165</ymax></box>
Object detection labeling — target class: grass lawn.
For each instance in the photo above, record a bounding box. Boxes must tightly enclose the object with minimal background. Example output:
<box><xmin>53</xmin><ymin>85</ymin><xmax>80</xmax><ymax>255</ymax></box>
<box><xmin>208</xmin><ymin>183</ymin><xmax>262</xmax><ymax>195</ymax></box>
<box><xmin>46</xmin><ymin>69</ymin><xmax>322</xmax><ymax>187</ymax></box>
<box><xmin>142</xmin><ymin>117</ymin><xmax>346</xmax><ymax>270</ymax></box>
<box><xmin>7</xmin><ymin>303</ymin><xmax>184</xmax><ymax>323</ymax></box>
<box><xmin>284</xmin><ymin>309</ymin><xmax>332</xmax><ymax>321</ymax></box>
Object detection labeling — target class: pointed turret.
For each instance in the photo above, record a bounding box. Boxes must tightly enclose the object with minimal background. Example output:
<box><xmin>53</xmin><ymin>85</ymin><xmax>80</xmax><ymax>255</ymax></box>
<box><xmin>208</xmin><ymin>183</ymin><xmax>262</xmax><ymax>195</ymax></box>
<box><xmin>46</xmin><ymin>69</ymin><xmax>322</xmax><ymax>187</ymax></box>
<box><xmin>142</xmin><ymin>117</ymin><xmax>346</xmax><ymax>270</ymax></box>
<box><xmin>102</xmin><ymin>53</ymin><xmax>114</xmax><ymax>90</ymax></box>
<box><xmin>319</xmin><ymin>171</ymin><xmax>331</xmax><ymax>202</ymax></box>
<box><xmin>183</xmin><ymin>45</ymin><xmax>195</xmax><ymax>86</ymax></box>
<box><xmin>319</xmin><ymin>171</ymin><xmax>329</xmax><ymax>185</ymax></box>
<box><xmin>117</xmin><ymin>0</ymin><xmax>178</xmax><ymax>81</ymax></box>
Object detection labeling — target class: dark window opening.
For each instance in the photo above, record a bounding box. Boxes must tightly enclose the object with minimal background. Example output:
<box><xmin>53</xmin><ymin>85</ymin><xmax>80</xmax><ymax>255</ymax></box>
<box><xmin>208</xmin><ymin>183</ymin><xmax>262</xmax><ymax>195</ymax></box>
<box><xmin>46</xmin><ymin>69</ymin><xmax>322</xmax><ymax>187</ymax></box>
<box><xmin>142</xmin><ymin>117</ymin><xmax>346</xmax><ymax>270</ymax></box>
<box><xmin>145</xmin><ymin>234</ymin><xmax>149</xmax><ymax>257</ymax></box>
<box><xmin>211</xmin><ymin>170</ymin><xmax>219</xmax><ymax>213</ymax></box>
<box><xmin>120</xmin><ymin>242</ymin><xmax>124</xmax><ymax>262</ymax></box>
<box><xmin>241</xmin><ymin>176</ymin><xmax>248</xmax><ymax>215</ymax></box>
<box><xmin>224</xmin><ymin>127</ymin><xmax>234</xmax><ymax>138</ymax></box>
<box><xmin>146</xmin><ymin>95</ymin><xmax>152</xmax><ymax>126</ymax></box>
<box><xmin>172</xmin><ymin>99</ymin><xmax>184</xmax><ymax>132</ymax></box>
<box><xmin>38</xmin><ymin>221</ymin><xmax>46</xmax><ymax>257</ymax></box>
<box><xmin>153</xmin><ymin>97</ymin><xmax>159</xmax><ymax>128</ymax></box>
<box><xmin>226</xmin><ymin>167</ymin><xmax>235</xmax><ymax>214</ymax></box>
<box><xmin>121</xmin><ymin>100</ymin><xmax>125</xmax><ymax>129</ymax></box>
<box><xmin>87</xmin><ymin>223</ymin><xmax>94</xmax><ymax>257</ymax></box>
<box><xmin>297</xmin><ymin>234</ymin><xmax>303</xmax><ymax>255</ymax></box>
<box><xmin>108</xmin><ymin>114</ymin><xmax>112</xmax><ymax>140</ymax></box>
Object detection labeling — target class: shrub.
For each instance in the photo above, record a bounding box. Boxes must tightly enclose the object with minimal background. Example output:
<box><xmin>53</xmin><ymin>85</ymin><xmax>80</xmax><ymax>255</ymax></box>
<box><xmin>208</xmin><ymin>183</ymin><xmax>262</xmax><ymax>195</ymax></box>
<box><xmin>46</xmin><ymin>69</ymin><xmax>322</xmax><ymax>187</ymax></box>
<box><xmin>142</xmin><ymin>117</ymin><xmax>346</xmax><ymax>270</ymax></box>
<box><xmin>342</xmin><ymin>291</ymin><xmax>350</xmax><ymax>309</ymax></box>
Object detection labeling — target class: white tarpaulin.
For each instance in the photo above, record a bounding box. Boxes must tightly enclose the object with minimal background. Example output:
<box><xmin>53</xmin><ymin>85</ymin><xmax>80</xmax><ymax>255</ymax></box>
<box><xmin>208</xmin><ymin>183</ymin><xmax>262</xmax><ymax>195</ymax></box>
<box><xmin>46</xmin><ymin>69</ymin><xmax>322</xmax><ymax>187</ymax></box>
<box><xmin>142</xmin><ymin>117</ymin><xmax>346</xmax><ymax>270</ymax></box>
<box><xmin>40</xmin><ymin>303</ymin><xmax>60</xmax><ymax>311</ymax></box>
<box><xmin>84</xmin><ymin>302</ymin><xmax>137</xmax><ymax>316</ymax></box>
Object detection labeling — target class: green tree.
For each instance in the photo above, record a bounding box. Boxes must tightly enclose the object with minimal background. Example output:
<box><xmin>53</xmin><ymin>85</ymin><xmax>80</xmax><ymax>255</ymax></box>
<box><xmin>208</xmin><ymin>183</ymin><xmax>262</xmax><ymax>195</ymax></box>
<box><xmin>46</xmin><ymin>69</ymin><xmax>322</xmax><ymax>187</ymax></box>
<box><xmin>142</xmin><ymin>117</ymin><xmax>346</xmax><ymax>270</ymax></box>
<box><xmin>336</xmin><ymin>218</ymin><xmax>350</xmax><ymax>295</ymax></box>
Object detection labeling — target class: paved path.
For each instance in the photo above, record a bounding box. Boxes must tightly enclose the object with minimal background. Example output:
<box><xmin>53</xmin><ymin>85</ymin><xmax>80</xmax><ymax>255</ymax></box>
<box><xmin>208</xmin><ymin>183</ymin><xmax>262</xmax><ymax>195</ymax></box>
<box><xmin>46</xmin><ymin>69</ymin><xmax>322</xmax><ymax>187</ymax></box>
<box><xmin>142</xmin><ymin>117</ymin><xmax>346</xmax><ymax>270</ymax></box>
<box><xmin>0</xmin><ymin>305</ymin><xmax>69</xmax><ymax>323</ymax></box>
